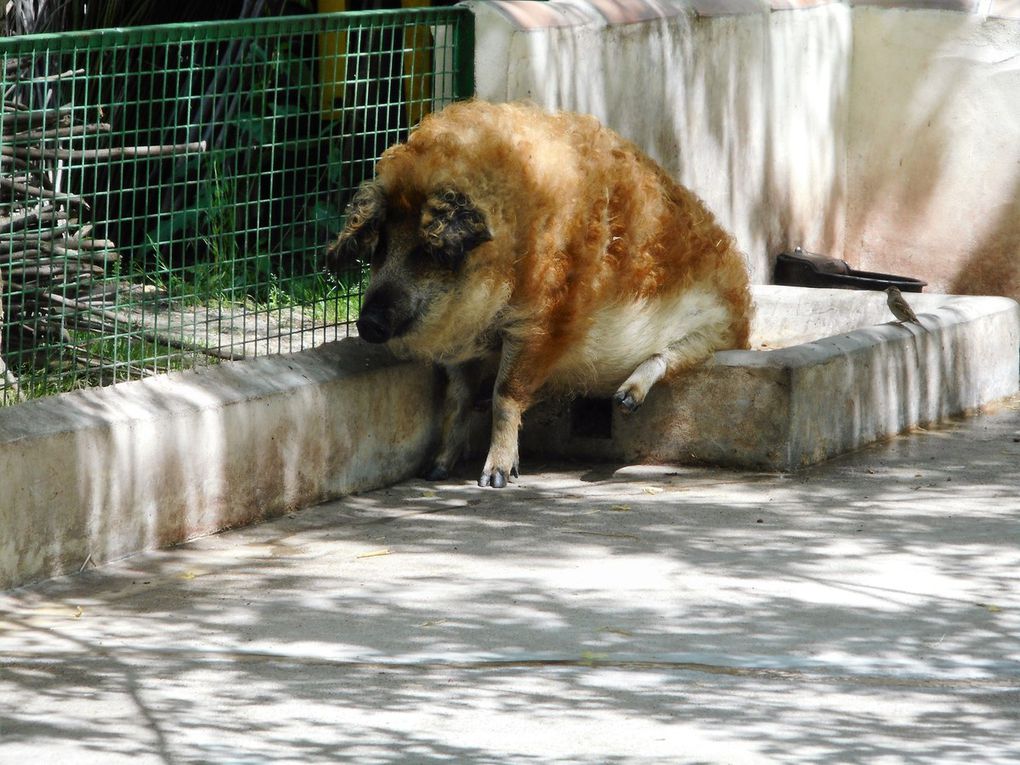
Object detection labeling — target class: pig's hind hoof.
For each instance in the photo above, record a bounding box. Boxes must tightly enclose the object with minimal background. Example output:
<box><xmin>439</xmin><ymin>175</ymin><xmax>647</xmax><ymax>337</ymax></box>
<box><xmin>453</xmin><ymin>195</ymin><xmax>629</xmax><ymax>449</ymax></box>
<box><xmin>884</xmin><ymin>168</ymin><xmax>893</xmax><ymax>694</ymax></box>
<box><xmin>613</xmin><ymin>389</ymin><xmax>641</xmax><ymax>414</ymax></box>
<box><xmin>423</xmin><ymin>464</ymin><xmax>450</xmax><ymax>481</ymax></box>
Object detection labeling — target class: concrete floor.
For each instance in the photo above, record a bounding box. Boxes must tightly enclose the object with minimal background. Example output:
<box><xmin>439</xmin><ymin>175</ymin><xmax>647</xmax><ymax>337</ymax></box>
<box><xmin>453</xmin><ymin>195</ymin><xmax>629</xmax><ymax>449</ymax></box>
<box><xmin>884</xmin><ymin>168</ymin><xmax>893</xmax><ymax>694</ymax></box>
<box><xmin>2</xmin><ymin>395</ymin><xmax>1019</xmax><ymax>764</ymax></box>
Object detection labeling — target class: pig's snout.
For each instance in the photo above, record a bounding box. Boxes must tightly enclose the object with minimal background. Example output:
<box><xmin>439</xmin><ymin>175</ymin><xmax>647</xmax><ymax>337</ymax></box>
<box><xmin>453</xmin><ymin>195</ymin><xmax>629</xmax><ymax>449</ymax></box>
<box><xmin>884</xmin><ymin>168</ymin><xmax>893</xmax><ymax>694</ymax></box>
<box><xmin>356</xmin><ymin>304</ymin><xmax>393</xmax><ymax>343</ymax></box>
<box><xmin>356</xmin><ymin>285</ymin><xmax>413</xmax><ymax>344</ymax></box>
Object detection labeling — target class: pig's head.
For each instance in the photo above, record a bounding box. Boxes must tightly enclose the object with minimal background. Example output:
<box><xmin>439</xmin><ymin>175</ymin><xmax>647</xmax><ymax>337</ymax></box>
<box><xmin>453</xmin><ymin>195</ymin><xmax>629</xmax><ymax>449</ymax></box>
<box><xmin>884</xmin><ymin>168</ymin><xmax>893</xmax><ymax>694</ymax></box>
<box><xmin>326</xmin><ymin>181</ymin><xmax>494</xmax><ymax>348</ymax></box>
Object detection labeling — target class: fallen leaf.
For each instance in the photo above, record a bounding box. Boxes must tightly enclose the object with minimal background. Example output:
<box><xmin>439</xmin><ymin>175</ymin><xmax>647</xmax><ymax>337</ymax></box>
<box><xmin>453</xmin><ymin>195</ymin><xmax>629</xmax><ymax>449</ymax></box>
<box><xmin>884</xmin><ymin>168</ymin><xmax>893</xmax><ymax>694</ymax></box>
<box><xmin>598</xmin><ymin>626</ymin><xmax>633</xmax><ymax>637</ymax></box>
<box><xmin>73</xmin><ymin>606</ymin><xmax>83</xmax><ymax>619</ymax></box>
<box><xmin>642</xmin><ymin>487</ymin><xmax>663</xmax><ymax>495</ymax></box>
<box><xmin>609</xmin><ymin>504</ymin><xmax>631</xmax><ymax>512</ymax></box>
<box><xmin>357</xmin><ymin>548</ymin><xmax>392</xmax><ymax>559</ymax></box>
<box><xmin>420</xmin><ymin>490</ymin><xmax>437</xmax><ymax>499</ymax></box>
<box><xmin>179</xmin><ymin>571</ymin><xmax>199</xmax><ymax>580</ymax></box>
<box><xmin>976</xmin><ymin>602</ymin><xmax>1002</xmax><ymax>613</ymax></box>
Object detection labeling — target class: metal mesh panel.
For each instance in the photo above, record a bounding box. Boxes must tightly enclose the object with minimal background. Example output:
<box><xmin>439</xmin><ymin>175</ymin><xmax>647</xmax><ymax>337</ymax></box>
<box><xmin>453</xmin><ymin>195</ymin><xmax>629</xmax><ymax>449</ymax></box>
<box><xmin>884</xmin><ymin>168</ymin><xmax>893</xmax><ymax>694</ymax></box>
<box><xmin>0</xmin><ymin>8</ymin><xmax>473</xmax><ymax>404</ymax></box>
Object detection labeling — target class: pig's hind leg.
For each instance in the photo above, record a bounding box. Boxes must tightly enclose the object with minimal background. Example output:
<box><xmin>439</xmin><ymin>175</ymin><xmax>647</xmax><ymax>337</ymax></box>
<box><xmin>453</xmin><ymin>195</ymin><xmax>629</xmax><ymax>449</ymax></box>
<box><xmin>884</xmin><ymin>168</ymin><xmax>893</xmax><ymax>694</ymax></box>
<box><xmin>423</xmin><ymin>361</ymin><xmax>481</xmax><ymax>481</ymax></box>
<box><xmin>612</xmin><ymin>328</ymin><xmax>723</xmax><ymax>413</ymax></box>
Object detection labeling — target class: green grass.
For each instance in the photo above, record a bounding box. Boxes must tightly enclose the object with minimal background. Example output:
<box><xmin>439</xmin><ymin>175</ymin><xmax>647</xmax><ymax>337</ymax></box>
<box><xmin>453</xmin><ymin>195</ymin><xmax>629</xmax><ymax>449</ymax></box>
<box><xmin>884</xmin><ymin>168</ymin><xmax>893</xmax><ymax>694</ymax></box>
<box><xmin>0</xmin><ymin>266</ymin><xmax>365</xmax><ymax>405</ymax></box>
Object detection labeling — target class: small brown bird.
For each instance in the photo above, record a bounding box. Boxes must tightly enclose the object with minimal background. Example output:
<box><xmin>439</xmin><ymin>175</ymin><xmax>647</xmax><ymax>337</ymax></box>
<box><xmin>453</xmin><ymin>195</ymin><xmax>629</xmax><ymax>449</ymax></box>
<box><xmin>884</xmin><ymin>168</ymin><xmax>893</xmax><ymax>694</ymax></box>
<box><xmin>885</xmin><ymin>287</ymin><xmax>920</xmax><ymax>324</ymax></box>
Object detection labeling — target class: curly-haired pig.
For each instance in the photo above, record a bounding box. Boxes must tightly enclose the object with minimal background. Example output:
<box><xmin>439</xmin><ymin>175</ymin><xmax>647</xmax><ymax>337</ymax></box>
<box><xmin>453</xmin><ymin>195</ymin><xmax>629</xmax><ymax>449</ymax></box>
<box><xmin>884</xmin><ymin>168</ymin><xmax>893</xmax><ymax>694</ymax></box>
<box><xmin>327</xmin><ymin>100</ymin><xmax>752</xmax><ymax>488</ymax></box>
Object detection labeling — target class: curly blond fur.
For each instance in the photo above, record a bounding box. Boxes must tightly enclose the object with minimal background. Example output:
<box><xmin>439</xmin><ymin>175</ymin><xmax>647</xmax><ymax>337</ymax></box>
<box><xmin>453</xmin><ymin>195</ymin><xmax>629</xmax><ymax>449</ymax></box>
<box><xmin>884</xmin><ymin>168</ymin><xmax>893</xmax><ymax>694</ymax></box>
<box><xmin>334</xmin><ymin>100</ymin><xmax>752</xmax><ymax>487</ymax></box>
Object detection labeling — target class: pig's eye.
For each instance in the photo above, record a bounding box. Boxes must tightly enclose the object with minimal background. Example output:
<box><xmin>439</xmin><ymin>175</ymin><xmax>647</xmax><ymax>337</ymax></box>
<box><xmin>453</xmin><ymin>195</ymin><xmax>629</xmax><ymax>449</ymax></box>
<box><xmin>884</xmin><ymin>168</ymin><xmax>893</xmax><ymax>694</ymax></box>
<box><xmin>421</xmin><ymin>244</ymin><xmax>463</xmax><ymax>272</ymax></box>
<box><xmin>370</xmin><ymin>230</ymin><xmax>388</xmax><ymax>268</ymax></box>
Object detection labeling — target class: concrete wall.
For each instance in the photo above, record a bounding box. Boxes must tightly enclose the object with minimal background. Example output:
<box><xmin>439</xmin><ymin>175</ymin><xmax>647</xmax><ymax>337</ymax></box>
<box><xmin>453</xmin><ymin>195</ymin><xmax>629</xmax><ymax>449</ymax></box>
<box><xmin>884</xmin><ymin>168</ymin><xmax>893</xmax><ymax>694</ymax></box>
<box><xmin>471</xmin><ymin>0</ymin><xmax>853</xmax><ymax>285</ymax></box>
<box><xmin>846</xmin><ymin>7</ymin><xmax>1020</xmax><ymax>297</ymax></box>
<box><xmin>0</xmin><ymin>342</ymin><xmax>440</xmax><ymax>589</ymax></box>
<box><xmin>471</xmin><ymin>0</ymin><xmax>1020</xmax><ymax>300</ymax></box>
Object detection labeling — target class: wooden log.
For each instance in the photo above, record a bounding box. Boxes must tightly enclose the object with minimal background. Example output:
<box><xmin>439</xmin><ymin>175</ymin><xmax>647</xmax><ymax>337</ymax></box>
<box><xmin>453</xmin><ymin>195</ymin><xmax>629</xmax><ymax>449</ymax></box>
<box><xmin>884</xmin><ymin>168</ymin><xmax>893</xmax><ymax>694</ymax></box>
<box><xmin>0</xmin><ymin>228</ymin><xmax>80</xmax><ymax>254</ymax></box>
<box><xmin>0</xmin><ymin>175</ymin><xmax>88</xmax><ymax>208</ymax></box>
<box><xmin>47</xmin><ymin>244</ymin><xmax>120</xmax><ymax>264</ymax></box>
<box><xmin>12</xmin><ymin>121</ymin><xmax>110</xmax><ymax>142</ymax></box>
<box><xmin>0</xmin><ymin>106</ymin><xmax>74</xmax><ymax>129</ymax></box>
<box><xmin>0</xmin><ymin>248</ymin><xmax>42</xmax><ymax>263</ymax></box>
<box><xmin>0</xmin><ymin>209</ymin><xmax>68</xmax><ymax>235</ymax></box>
<box><xmin>2</xmin><ymin>140</ymin><xmax>207</xmax><ymax>162</ymax></box>
<box><xmin>7</xmin><ymin>262</ymin><xmax>105</xmax><ymax>279</ymax></box>
<box><xmin>18</xmin><ymin>68</ymin><xmax>86</xmax><ymax>85</ymax></box>
<box><xmin>66</xmin><ymin>238</ymin><xmax>117</xmax><ymax>251</ymax></box>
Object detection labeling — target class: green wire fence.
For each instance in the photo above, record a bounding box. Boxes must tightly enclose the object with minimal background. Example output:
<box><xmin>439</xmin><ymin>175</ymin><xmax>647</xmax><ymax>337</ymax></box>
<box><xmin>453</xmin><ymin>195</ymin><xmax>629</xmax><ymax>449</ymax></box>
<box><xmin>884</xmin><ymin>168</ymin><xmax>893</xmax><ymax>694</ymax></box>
<box><xmin>0</xmin><ymin>7</ymin><xmax>474</xmax><ymax>404</ymax></box>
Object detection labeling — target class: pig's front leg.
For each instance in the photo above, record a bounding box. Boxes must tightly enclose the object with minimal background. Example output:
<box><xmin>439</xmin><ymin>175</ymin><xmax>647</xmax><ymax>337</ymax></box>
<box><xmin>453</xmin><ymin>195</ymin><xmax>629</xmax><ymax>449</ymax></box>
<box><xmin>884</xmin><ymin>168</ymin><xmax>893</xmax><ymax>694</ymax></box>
<box><xmin>424</xmin><ymin>360</ymin><xmax>480</xmax><ymax>481</ymax></box>
<box><xmin>478</xmin><ymin>393</ymin><xmax>523</xmax><ymax>488</ymax></box>
<box><xmin>478</xmin><ymin>340</ymin><xmax>543</xmax><ymax>489</ymax></box>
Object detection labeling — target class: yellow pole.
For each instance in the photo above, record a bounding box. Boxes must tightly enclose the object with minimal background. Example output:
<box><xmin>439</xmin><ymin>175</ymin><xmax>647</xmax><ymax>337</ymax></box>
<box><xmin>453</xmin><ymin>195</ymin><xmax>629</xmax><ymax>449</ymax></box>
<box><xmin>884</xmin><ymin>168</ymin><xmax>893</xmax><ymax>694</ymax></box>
<box><xmin>401</xmin><ymin>0</ymin><xmax>433</xmax><ymax>127</ymax></box>
<box><xmin>318</xmin><ymin>0</ymin><xmax>347</xmax><ymax>120</ymax></box>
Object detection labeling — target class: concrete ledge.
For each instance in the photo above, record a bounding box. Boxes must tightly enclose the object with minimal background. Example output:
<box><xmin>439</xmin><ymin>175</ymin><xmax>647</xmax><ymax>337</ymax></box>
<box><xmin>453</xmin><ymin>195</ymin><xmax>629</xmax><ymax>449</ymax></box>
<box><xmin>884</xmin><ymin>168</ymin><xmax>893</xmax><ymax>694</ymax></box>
<box><xmin>3</xmin><ymin>288</ymin><xmax>1017</xmax><ymax>590</ymax></box>
<box><xmin>519</xmin><ymin>286</ymin><xmax>1020</xmax><ymax>471</ymax></box>
<box><xmin>0</xmin><ymin>341</ymin><xmax>439</xmax><ymax>590</ymax></box>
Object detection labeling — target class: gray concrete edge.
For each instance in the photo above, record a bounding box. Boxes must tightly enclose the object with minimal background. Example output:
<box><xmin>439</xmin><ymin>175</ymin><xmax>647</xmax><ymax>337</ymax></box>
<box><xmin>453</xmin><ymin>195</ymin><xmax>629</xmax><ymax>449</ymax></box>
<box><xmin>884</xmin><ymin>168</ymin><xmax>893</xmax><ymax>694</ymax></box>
<box><xmin>2</xmin><ymin>296</ymin><xmax>1017</xmax><ymax>589</ymax></box>
<box><xmin>519</xmin><ymin>296</ymin><xmax>1020</xmax><ymax>472</ymax></box>
<box><xmin>783</xmin><ymin>298</ymin><xmax>1020</xmax><ymax>468</ymax></box>
<box><xmin>0</xmin><ymin>339</ymin><xmax>440</xmax><ymax>590</ymax></box>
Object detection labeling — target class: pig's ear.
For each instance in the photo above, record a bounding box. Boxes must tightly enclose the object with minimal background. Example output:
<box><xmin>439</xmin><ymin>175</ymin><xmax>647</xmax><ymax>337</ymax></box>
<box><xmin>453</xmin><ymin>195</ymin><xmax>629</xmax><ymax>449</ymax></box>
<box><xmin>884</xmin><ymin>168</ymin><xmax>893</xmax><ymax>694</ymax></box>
<box><xmin>421</xmin><ymin>187</ymin><xmax>492</xmax><ymax>269</ymax></box>
<box><xmin>325</xmin><ymin>181</ymin><xmax>386</xmax><ymax>274</ymax></box>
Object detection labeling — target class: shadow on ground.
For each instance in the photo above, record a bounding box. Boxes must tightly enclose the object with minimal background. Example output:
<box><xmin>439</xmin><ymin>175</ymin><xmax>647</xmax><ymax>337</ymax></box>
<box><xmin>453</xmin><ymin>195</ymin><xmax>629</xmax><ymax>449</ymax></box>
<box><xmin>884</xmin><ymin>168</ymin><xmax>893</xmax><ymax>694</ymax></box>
<box><xmin>1</xmin><ymin>398</ymin><xmax>1019</xmax><ymax>763</ymax></box>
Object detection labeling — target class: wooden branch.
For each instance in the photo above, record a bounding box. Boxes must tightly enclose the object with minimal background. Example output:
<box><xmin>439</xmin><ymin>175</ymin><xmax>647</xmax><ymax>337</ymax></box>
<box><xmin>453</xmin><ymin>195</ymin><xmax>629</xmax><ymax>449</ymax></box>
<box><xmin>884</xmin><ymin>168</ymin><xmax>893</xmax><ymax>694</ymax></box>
<box><xmin>67</xmin><ymin>237</ymin><xmax>116</xmax><ymax>251</ymax></box>
<box><xmin>0</xmin><ymin>153</ymin><xmax>33</xmax><ymax>170</ymax></box>
<box><xmin>47</xmin><ymin>244</ymin><xmax>119</xmax><ymax>263</ymax></box>
<box><xmin>0</xmin><ymin>106</ymin><xmax>74</xmax><ymax>129</ymax></box>
<box><xmin>0</xmin><ymin>248</ymin><xmax>42</xmax><ymax>263</ymax></box>
<box><xmin>2</xmin><ymin>140</ymin><xmax>207</xmax><ymax>162</ymax></box>
<box><xmin>0</xmin><ymin>241</ymin><xmax>115</xmax><ymax>264</ymax></box>
<box><xmin>0</xmin><ymin>224</ymin><xmax>78</xmax><ymax>250</ymax></box>
<box><xmin>0</xmin><ymin>209</ymin><xmax>67</xmax><ymax>235</ymax></box>
<box><xmin>0</xmin><ymin>175</ymin><xmax>88</xmax><ymax>208</ymax></box>
<box><xmin>0</xmin><ymin>258</ymin><xmax>110</xmax><ymax>274</ymax></box>
<box><xmin>71</xmin><ymin>224</ymin><xmax>94</xmax><ymax>241</ymax></box>
<box><xmin>13</xmin><ymin>121</ymin><xmax>110</xmax><ymax>142</ymax></box>
<box><xmin>18</xmin><ymin>68</ymin><xmax>86</xmax><ymax>85</ymax></box>
<box><xmin>7</xmin><ymin>262</ymin><xmax>104</xmax><ymax>279</ymax></box>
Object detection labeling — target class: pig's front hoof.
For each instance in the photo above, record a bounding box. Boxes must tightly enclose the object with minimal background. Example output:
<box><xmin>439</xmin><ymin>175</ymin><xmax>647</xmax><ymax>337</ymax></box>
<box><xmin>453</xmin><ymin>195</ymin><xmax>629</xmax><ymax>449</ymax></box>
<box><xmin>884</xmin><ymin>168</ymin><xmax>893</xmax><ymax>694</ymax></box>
<box><xmin>423</xmin><ymin>464</ymin><xmax>450</xmax><ymax>481</ymax></box>
<box><xmin>479</xmin><ymin>446</ymin><xmax>519</xmax><ymax>488</ymax></box>
<box><xmin>613</xmin><ymin>388</ymin><xmax>641</xmax><ymax>414</ymax></box>
<box><xmin>477</xmin><ymin>467</ymin><xmax>518</xmax><ymax>491</ymax></box>
<box><xmin>478</xmin><ymin>467</ymin><xmax>512</xmax><ymax>488</ymax></box>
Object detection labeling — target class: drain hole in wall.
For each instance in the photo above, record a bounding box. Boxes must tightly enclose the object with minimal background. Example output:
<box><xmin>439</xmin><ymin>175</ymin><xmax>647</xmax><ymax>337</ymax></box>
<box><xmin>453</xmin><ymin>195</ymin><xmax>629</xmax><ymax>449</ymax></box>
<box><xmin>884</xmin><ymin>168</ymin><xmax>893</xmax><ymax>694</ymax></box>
<box><xmin>571</xmin><ymin>397</ymin><xmax>613</xmax><ymax>439</ymax></box>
